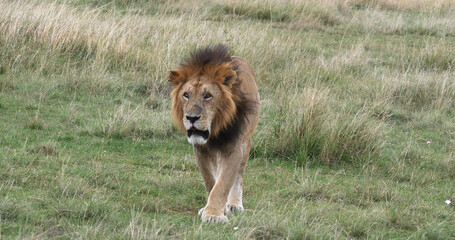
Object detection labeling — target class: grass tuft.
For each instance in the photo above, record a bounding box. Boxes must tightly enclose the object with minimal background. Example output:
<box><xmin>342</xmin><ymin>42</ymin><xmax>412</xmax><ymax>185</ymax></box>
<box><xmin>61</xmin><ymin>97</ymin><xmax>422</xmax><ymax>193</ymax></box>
<box><xmin>26</xmin><ymin>117</ymin><xmax>44</xmax><ymax>130</ymax></box>
<box><xmin>38</xmin><ymin>143</ymin><xmax>59</xmax><ymax>156</ymax></box>
<box><xmin>386</xmin><ymin>72</ymin><xmax>455</xmax><ymax>111</ymax></box>
<box><xmin>258</xmin><ymin>88</ymin><xmax>385</xmax><ymax>165</ymax></box>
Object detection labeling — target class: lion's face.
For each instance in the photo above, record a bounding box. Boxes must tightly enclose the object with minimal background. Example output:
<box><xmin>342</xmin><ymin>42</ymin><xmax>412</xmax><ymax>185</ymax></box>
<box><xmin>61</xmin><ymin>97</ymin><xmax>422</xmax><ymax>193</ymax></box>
<box><xmin>178</xmin><ymin>76</ymin><xmax>224</xmax><ymax>144</ymax></box>
<box><xmin>170</xmin><ymin>64</ymin><xmax>238</xmax><ymax>146</ymax></box>
<box><xmin>169</xmin><ymin>46</ymin><xmax>241</xmax><ymax>146</ymax></box>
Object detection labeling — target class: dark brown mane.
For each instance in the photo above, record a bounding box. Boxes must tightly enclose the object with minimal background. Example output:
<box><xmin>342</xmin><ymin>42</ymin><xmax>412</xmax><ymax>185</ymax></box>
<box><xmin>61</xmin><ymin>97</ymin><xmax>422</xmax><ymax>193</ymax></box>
<box><xmin>182</xmin><ymin>44</ymin><xmax>232</xmax><ymax>69</ymax></box>
<box><xmin>207</xmin><ymin>92</ymin><xmax>257</xmax><ymax>151</ymax></box>
<box><xmin>169</xmin><ymin>44</ymin><xmax>239</xmax><ymax>87</ymax></box>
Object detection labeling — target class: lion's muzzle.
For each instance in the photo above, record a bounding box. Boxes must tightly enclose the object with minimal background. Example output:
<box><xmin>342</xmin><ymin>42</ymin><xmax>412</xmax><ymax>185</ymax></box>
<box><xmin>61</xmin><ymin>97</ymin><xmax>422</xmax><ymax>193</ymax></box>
<box><xmin>184</xmin><ymin>114</ymin><xmax>210</xmax><ymax>145</ymax></box>
<box><xmin>187</xmin><ymin>127</ymin><xmax>209</xmax><ymax>145</ymax></box>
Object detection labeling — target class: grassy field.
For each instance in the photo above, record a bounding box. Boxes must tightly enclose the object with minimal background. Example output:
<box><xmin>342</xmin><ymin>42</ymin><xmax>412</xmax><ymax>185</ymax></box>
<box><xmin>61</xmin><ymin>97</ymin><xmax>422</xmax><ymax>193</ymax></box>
<box><xmin>1</xmin><ymin>0</ymin><xmax>455</xmax><ymax>238</ymax></box>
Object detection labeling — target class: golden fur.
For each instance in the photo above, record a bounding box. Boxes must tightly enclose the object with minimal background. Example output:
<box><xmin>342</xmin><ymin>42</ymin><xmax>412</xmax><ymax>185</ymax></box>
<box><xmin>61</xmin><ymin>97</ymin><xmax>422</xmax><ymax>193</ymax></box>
<box><xmin>170</xmin><ymin>62</ymin><xmax>238</xmax><ymax>139</ymax></box>
<box><xmin>169</xmin><ymin>45</ymin><xmax>260</xmax><ymax>223</ymax></box>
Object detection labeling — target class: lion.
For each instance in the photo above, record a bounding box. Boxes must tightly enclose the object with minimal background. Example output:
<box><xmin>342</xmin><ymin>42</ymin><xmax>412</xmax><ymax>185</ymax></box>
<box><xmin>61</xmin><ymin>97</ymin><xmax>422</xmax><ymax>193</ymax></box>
<box><xmin>169</xmin><ymin>44</ymin><xmax>260</xmax><ymax>223</ymax></box>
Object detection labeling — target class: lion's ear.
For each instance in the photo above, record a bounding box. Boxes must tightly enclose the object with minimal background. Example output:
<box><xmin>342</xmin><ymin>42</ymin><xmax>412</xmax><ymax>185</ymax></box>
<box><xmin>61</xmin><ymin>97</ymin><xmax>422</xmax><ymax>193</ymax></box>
<box><xmin>215</xmin><ymin>64</ymin><xmax>237</xmax><ymax>88</ymax></box>
<box><xmin>222</xmin><ymin>70</ymin><xmax>237</xmax><ymax>88</ymax></box>
<box><xmin>169</xmin><ymin>69</ymin><xmax>186</xmax><ymax>86</ymax></box>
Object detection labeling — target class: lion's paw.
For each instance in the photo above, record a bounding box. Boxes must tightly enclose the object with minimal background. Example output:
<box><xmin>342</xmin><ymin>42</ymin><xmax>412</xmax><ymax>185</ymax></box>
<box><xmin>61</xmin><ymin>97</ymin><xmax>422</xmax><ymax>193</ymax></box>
<box><xmin>199</xmin><ymin>206</ymin><xmax>229</xmax><ymax>216</ymax></box>
<box><xmin>199</xmin><ymin>207</ymin><xmax>228</xmax><ymax>223</ymax></box>
<box><xmin>201</xmin><ymin>213</ymin><xmax>228</xmax><ymax>224</ymax></box>
<box><xmin>227</xmin><ymin>204</ymin><xmax>244</xmax><ymax>214</ymax></box>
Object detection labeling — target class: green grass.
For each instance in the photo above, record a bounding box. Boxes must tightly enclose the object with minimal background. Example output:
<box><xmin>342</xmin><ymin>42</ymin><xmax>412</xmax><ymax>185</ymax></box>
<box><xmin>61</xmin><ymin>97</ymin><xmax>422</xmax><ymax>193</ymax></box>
<box><xmin>1</xmin><ymin>0</ymin><xmax>455</xmax><ymax>239</ymax></box>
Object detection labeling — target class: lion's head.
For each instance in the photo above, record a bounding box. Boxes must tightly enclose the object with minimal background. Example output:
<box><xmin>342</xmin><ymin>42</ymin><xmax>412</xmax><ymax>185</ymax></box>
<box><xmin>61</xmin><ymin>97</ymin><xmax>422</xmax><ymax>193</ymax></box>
<box><xmin>169</xmin><ymin>45</ymin><xmax>250</xmax><ymax>146</ymax></box>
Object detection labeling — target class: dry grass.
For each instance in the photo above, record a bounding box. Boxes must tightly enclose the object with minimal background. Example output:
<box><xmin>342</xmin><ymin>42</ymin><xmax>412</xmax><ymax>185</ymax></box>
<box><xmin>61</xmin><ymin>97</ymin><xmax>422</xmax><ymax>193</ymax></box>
<box><xmin>387</xmin><ymin>71</ymin><xmax>455</xmax><ymax>111</ymax></box>
<box><xmin>1</xmin><ymin>0</ymin><xmax>455</xmax><ymax>238</ymax></box>
<box><xmin>0</xmin><ymin>0</ymin><xmax>176</xmax><ymax>79</ymax></box>
<box><xmin>349</xmin><ymin>0</ymin><xmax>455</xmax><ymax>11</ymax></box>
<box><xmin>79</xmin><ymin>99</ymin><xmax>174</xmax><ymax>140</ymax></box>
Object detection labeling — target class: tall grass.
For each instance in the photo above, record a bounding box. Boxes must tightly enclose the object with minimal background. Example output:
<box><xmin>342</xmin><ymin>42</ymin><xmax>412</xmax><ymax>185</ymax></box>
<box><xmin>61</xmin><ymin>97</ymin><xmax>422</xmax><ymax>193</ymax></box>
<box><xmin>256</xmin><ymin>87</ymin><xmax>385</xmax><ymax>165</ymax></box>
<box><xmin>1</xmin><ymin>0</ymin><xmax>454</xmax><ymax>165</ymax></box>
<box><xmin>350</xmin><ymin>0</ymin><xmax>455</xmax><ymax>11</ymax></box>
<box><xmin>0</xmin><ymin>0</ymin><xmax>176</xmax><ymax>81</ymax></box>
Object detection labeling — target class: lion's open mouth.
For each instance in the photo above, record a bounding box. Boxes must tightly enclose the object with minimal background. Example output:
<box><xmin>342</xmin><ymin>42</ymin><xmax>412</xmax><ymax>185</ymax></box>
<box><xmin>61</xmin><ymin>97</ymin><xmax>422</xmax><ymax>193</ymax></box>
<box><xmin>187</xmin><ymin>127</ymin><xmax>209</xmax><ymax>140</ymax></box>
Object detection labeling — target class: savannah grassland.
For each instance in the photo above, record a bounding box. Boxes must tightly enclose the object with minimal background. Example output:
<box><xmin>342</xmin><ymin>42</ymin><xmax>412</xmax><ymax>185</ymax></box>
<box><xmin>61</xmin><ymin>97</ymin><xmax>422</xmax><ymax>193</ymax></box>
<box><xmin>1</xmin><ymin>0</ymin><xmax>455</xmax><ymax>239</ymax></box>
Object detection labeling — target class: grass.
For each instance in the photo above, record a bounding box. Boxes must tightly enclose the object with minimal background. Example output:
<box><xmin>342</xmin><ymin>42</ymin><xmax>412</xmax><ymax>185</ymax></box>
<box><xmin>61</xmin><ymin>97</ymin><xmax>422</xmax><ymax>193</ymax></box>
<box><xmin>1</xmin><ymin>0</ymin><xmax>455</xmax><ymax>239</ymax></box>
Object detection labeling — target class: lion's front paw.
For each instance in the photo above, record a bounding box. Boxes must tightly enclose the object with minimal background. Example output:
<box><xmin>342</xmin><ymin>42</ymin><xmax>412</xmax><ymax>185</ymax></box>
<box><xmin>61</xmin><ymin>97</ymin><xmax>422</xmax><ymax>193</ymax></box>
<box><xmin>227</xmin><ymin>204</ymin><xmax>244</xmax><ymax>214</ymax></box>
<box><xmin>200</xmin><ymin>207</ymin><xmax>228</xmax><ymax>223</ymax></box>
<box><xmin>198</xmin><ymin>206</ymin><xmax>229</xmax><ymax>216</ymax></box>
<box><xmin>201</xmin><ymin>212</ymin><xmax>228</xmax><ymax>223</ymax></box>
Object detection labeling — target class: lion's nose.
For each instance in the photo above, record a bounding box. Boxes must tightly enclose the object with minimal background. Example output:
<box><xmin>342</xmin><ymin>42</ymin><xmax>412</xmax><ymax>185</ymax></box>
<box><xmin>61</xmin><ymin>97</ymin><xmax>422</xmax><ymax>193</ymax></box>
<box><xmin>186</xmin><ymin>115</ymin><xmax>201</xmax><ymax>124</ymax></box>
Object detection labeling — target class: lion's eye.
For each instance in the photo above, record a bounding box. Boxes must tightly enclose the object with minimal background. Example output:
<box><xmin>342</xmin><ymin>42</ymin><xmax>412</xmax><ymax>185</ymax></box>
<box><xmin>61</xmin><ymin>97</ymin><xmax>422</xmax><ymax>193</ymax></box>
<box><xmin>183</xmin><ymin>92</ymin><xmax>189</xmax><ymax>99</ymax></box>
<box><xmin>204</xmin><ymin>93</ymin><xmax>213</xmax><ymax>100</ymax></box>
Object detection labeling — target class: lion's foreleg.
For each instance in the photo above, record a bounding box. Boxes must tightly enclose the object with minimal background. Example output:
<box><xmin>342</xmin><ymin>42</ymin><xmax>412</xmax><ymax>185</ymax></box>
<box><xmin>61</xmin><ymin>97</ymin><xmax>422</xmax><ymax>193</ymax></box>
<box><xmin>201</xmin><ymin>147</ymin><xmax>243</xmax><ymax>223</ymax></box>
<box><xmin>194</xmin><ymin>147</ymin><xmax>216</xmax><ymax>194</ymax></box>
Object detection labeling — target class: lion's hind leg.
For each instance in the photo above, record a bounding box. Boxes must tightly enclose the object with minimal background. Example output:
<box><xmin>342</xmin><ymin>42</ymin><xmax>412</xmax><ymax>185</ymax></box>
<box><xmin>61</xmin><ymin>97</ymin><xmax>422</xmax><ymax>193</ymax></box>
<box><xmin>227</xmin><ymin>140</ymin><xmax>250</xmax><ymax>214</ymax></box>
<box><xmin>227</xmin><ymin>174</ymin><xmax>244</xmax><ymax>214</ymax></box>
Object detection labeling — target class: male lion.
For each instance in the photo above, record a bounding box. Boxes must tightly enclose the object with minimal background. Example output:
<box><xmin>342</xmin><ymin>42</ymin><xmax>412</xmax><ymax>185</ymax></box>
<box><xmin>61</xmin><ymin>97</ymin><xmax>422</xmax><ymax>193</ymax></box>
<box><xmin>169</xmin><ymin>45</ymin><xmax>260</xmax><ymax>223</ymax></box>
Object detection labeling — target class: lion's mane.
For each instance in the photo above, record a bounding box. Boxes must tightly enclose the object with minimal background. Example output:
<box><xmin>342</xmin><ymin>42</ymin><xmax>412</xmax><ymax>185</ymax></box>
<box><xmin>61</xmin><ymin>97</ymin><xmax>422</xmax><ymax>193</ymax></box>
<box><xmin>170</xmin><ymin>45</ymin><xmax>256</xmax><ymax>150</ymax></box>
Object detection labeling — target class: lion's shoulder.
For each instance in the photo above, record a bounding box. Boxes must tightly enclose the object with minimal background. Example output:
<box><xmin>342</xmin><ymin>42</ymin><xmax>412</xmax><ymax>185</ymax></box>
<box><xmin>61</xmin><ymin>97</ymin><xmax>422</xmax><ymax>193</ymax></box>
<box><xmin>206</xmin><ymin>58</ymin><xmax>260</xmax><ymax>151</ymax></box>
